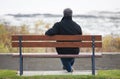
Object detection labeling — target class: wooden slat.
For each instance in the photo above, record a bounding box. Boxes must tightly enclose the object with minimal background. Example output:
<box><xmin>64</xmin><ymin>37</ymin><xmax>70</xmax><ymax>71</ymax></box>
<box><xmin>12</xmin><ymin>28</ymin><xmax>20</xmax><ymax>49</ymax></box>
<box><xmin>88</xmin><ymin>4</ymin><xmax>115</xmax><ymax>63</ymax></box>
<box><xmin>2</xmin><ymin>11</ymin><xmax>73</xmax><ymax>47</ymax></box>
<box><xmin>12</xmin><ymin>35</ymin><xmax>102</xmax><ymax>41</ymax></box>
<box><xmin>12</xmin><ymin>42</ymin><xmax>102</xmax><ymax>47</ymax></box>
<box><xmin>12</xmin><ymin>53</ymin><xmax>102</xmax><ymax>58</ymax></box>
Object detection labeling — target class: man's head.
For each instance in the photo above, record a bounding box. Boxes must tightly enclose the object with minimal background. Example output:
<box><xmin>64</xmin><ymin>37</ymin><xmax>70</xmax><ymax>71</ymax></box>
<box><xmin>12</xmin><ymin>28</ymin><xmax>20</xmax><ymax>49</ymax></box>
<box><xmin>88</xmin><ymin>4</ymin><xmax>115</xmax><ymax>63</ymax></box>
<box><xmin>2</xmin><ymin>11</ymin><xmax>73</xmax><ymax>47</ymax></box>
<box><xmin>63</xmin><ymin>8</ymin><xmax>72</xmax><ymax>17</ymax></box>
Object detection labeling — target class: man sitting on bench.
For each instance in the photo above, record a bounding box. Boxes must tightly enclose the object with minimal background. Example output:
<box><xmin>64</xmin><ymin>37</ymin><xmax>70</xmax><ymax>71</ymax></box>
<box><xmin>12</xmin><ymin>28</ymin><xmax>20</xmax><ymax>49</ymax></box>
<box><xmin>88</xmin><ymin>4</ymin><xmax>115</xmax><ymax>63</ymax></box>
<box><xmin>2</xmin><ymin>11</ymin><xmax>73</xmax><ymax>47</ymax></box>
<box><xmin>45</xmin><ymin>8</ymin><xmax>82</xmax><ymax>72</ymax></box>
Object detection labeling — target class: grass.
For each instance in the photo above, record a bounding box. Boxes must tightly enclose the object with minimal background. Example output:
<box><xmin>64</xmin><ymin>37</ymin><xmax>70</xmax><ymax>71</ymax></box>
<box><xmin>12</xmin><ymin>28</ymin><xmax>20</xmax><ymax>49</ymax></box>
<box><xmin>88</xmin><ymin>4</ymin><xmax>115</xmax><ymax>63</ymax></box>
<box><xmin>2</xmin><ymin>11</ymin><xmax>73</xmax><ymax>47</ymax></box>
<box><xmin>0</xmin><ymin>70</ymin><xmax>120</xmax><ymax>79</ymax></box>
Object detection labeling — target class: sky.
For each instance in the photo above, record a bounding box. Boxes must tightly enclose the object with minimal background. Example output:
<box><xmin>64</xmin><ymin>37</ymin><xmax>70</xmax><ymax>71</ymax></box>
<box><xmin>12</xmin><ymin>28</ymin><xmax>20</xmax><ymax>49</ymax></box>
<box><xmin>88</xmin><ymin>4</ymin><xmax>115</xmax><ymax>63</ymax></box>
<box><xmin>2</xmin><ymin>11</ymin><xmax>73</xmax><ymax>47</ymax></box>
<box><xmin>0</xmin><ymin>0</ymin><xmax>120</xmax><ymax>15</ymax></box>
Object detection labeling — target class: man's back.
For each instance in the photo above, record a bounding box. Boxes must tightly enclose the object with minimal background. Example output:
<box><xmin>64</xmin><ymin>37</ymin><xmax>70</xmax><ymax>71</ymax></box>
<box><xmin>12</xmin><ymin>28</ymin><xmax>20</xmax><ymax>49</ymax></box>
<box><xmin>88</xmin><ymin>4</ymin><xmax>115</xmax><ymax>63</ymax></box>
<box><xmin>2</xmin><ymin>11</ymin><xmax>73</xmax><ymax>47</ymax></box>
<box><xmin>45</xmin><ymin>17</ymin><xmax>82</xmax><ymax>36</ymax></box>
<box><xmin>58</xmin><ymin>17</ymin><xmax>82</xmax><ymax>35</ymax></box>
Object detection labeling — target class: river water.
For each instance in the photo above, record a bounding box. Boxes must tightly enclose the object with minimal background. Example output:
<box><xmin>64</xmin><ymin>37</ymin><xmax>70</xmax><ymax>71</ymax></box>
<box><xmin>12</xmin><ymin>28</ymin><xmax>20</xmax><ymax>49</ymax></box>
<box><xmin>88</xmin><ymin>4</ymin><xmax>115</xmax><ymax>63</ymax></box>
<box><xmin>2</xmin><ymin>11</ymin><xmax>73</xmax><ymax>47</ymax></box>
<box><xmin>0</xmin><ymin>12</ymin><xmax>120</xmax><ymax>36</ymax></box>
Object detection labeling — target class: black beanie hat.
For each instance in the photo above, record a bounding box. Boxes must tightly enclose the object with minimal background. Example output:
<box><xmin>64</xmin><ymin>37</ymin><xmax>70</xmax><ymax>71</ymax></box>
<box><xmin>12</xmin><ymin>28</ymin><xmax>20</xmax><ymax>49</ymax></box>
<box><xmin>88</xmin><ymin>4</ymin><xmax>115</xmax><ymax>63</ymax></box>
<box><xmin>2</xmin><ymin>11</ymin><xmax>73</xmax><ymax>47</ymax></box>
<box><xmin>63</xmin><ymin>8</ymin><xmax>72</xmax><ymax>17</ymax></box>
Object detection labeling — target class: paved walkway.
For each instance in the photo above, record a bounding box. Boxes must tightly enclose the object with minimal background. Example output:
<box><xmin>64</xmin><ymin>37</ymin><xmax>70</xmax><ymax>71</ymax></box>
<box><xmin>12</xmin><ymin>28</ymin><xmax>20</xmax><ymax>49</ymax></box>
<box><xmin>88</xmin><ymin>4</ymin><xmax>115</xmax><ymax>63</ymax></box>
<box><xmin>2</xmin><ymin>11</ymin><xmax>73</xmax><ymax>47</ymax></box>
<box><xmin>18</xmin><ymin>70</ymin><xmax>96</xmax><ymax>76</ymax></box>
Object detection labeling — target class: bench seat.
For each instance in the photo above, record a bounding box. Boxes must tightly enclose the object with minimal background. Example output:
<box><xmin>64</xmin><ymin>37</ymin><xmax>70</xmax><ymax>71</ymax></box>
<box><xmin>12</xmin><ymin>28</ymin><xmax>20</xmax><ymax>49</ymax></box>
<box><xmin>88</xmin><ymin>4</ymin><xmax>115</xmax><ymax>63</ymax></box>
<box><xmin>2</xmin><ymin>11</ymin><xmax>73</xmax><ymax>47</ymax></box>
<box><xmin>12</xmin><ymin>53</ymin><xmax>102</xmax><ymax>58</ymax></box>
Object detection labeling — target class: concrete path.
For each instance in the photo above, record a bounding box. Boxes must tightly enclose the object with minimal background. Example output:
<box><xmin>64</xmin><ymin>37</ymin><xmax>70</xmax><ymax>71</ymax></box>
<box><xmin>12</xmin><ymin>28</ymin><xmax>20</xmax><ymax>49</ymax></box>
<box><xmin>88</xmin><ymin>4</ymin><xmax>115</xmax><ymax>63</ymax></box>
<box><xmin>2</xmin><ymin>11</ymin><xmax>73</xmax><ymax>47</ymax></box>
<box><xmin>18</xmin><ymin>70</ymin><xmax>96</xmax><ymax>76</ymax></box>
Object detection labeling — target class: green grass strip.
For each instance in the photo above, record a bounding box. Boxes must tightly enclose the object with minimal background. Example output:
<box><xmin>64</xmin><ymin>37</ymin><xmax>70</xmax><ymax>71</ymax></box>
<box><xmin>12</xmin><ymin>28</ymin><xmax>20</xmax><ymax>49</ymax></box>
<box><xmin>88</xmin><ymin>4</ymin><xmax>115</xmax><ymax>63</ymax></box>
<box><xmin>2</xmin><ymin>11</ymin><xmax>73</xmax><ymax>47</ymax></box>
<box><xmin>0</xmin><ymin>70</ymin><xmax>120</xmax><ymax>79</ymax></box>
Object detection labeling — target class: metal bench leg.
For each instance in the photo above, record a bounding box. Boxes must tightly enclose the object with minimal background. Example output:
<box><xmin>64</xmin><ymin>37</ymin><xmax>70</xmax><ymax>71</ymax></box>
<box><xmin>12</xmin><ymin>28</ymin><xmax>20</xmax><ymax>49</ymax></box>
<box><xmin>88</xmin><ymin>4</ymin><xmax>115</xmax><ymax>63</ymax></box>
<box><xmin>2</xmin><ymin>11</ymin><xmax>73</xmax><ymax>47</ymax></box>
<box><xmin>19</xmin><ymin>36</ymin><xmax>23</xmax><ymax>76</ymax></box>
<box><xmin>92</xmin><ymin>36</ymin><xmax>95</xmax><ymax>75</ymax></box>
<box><xmin>20</xmin><ymin>55</ymin><xmax>23</xmax><ymax>75</ymax></box>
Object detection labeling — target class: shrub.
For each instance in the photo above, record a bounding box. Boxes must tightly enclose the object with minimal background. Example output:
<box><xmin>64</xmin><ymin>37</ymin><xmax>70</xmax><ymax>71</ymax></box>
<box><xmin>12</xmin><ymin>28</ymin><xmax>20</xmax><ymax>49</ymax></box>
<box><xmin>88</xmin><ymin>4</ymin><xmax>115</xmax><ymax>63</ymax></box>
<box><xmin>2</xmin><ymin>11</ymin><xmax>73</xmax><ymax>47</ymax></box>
<box><xmin>102</xmin><ymin>35</ymin><xmax>120</xmax><ymax>52</ymax></box>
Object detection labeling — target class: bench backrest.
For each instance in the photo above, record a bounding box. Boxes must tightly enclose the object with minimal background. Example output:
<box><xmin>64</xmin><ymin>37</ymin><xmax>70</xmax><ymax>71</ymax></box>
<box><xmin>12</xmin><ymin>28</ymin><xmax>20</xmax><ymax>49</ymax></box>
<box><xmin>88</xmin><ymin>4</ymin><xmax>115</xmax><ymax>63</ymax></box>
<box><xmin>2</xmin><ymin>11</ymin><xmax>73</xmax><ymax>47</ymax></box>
<box><xmin>12</xmin><ymin>35</ymin><xmax>102</xmax><ymax>48</ymax></box>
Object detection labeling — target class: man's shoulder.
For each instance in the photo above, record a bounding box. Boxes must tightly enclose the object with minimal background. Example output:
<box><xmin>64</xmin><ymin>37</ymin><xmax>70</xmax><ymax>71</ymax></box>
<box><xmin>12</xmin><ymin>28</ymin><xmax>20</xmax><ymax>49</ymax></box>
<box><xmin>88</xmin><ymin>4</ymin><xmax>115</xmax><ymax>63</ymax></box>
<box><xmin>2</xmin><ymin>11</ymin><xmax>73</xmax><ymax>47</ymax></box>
<box><xmin>53</xmin><ymin>22</ymin><xmax>61</xmax><ymax>28</ymax></box>
<box><xmin>72</xmin><ymin>21</ymin><xmax>80</xmax><ymax>26</ymax></box>
<box><xmin>54</xmin><ymin>22</ymin><xmax>61</xmax><ymax>26</ymax></box>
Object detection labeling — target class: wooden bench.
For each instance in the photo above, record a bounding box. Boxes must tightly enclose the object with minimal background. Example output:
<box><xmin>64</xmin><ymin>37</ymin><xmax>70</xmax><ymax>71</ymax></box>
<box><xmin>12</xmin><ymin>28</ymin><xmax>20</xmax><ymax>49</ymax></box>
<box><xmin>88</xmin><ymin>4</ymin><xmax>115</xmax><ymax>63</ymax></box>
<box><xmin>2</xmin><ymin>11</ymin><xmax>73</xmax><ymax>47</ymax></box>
<box><xmin>12</xmin><ymin>35</ymin><xmax>102</xmax><ymax>75</ymax></box>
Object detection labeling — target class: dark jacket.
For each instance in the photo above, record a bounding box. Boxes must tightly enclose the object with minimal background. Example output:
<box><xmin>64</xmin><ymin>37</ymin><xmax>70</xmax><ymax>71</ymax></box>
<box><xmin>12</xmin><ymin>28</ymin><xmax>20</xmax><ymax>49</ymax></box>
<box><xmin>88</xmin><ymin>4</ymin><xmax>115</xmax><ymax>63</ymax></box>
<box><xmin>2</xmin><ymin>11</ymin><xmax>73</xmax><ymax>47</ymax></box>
<box><xmin>45</xmin><ymin>16</ymin><xmax>82</xmax><ymax>54</ymax></box>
